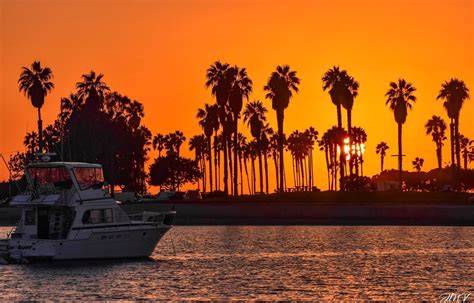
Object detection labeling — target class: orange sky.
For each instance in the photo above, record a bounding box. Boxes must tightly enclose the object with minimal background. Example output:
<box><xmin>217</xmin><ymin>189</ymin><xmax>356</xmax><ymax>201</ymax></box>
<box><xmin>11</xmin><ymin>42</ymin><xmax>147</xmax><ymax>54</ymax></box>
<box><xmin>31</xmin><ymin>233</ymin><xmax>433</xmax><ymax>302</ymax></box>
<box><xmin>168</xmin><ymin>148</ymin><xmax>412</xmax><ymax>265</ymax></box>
<box><xmin>1</xmin><ymin>0</ymin><xmax>473</xmax><ymax>191</ymax></box>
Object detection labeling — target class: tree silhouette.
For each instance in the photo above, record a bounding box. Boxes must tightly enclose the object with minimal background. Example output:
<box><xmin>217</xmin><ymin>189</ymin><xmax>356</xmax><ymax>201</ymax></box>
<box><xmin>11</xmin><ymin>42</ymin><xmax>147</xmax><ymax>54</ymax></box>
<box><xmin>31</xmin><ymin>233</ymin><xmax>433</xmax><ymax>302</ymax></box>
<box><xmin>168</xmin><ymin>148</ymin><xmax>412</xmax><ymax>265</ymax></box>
<box><xmin>322</xmin><ymin>66</ymin><xmax>358</xmax><ymax>182</ymax></box>
<box><xmin>437</xmin><ymin>78</ymin><xmax>470</xmax><ymax>168</ymax></box>
<box><xmin>76</xmin><ymin>70</ymin><xmax>110</xmax><ymax>101</ymax></box>
<box><xmin>319</xmin><ymin>127</ymin><xmax>347</xmax><ymax>190</ymax></box>
<box><xmin>165</xmin><ymin>131</ymin><xmax>186</xmax><ymax>157</ymax></box>
<box><xmin>412</xmin><ymin>157</ymin><xmax>424</xmax><ymax>172</ymax></box>
<box><xmin>351</xmin><ymin>126</ymin><xmax>367</xmax><ymax>176</ymax></box>
<box><xmin>459</xmin><ymin>134</ymin><xmax>472</xmax><ymax>169</ymax></box>
<box><xmin>205</xmin><ymin>61</ymin><xmax>232</xmax><ymax>195</ymax></box>
<box><xmin>228</xmin><ymin>66</ymin><xmax>252</xmax><ymax>195</ymax></box>
<box><xmin>425</xmin><ymin>115</ymin><xmax>447</xmax><ymax>169</ymax></box>
<box><xmin>152</xmin><ymin>133</ymin><xmax>166</xmax><ymax>157</ymax></box>
<box><xmin>268</xmin><ymin>131</ymin><xmax>280</xmax><ymax>191</ymax></box>
<box><xmin>197</xmin><ymin>104</ymin><xmax>219</xmax><ymax>192</ymax></box>
<box><xmin>375</xmin><ymin>142</ymin><xmax>389</xmax><ymax>173</ymax></box>
<box><xmin>385</xmin><ymin>79</ymin><xmax>416</xmax><ymax>188</ymax></box>
<box><xmin>189</xmin><ymin>134</ymin><xmax>207</xmax><ymax>191</ymax></box>
<box><xmin>243</xmin><ymin>100</ymin><xmax>267</xmax><ymax>193</ymax></box>
<box><xmin>149</xmin><ymin>154</ymin><xmax>200</xmax><ymax>191</ymax></box>
<box><xmin>18</xmin><ymin>61</ymin><xmax>54</xmax><ymax>153</ymax></box>
<box><xmin>304</xmin><ymin>127</ymin><xmax>318</xmax><ymax>190</ymax></box>
<box><xmin>264</xmin><ymin>65</ymin><xmax>300</xmax><ymax>192</ymax></box>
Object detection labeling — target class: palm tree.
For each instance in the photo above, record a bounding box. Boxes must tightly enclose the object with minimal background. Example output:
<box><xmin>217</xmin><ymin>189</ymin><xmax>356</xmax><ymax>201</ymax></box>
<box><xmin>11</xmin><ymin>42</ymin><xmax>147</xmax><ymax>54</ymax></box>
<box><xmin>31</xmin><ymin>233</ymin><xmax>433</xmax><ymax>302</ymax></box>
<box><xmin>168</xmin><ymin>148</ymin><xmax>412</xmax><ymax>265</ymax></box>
<box><xmin>264</xmin><ymin>65</ymin><xmax>300</xmax><ymax>192</ymax></box>
<box><xmin>171</xmin><ymin>131</ymin><xmax>186</xmax><ymax>156</ymax></box>
<box><xmin>375</xmin><ymin>142</ymin><xmax>389</xmax><ymax>173</ymax></box>
<box><xmin>18</xmin><ymin>61</ymin><xmax>54</xmax><ymax>153</ymax></box>
<box><xmin>269</xmin><ymin>132</ymin><xmax>280</xmax><ymax>191</ymax></box>
<box><xmin>459</xmin><ymin>134</ymin><xmax>472</xmax><ymax>169</ymax></box>
<box><xmin>385</xmin><ymin>79</ymin><xmax>416</xmax><ymax>187</ymax></box>
<box><xmin>228</xmin><ymin>66</ymin><xmax>253</xmax><ymax>196</ymax></box>
<box><xmin>412</xmin><ymin>157</ymin><xmax>424</xmax><ymax>172</ymax></box>
<box><xmin>425</xmin><ymin>115</ymin><xmax>447</xmax><ymax>169</ymax></box>
<box><xmin>236</xmin><ymin>133</ymin><xmax>247</xmax><ymax>194</ymax></box>
<box><xmin>189</xmin><ymin>134</ymin><xmax>206</xmax><ymax>191</ymax></box>
<box><xmin>205</xmin><ymin>61</ymin><xmax>232</xmax><ymax>195</ymax></box>
<box><xmin>318</xmin><ymin>127</ymin><xmax>346</xmax><ymax>190</ymax></box>
<box><xmin>351</xmin><ymin>126</ymin><xmax>367</xmax><ymax>176</ymax></box>
<box><xmin>76</xmin><ymin>70</ymin><xmax>110</xmax><ymax>106</ymax></box>
<box><xmin>243</xmin><ymin>100</ymin><xmax>267</xmax><ymax>194</ymax></box>
<box><xmin>319</xmin><ymin>130</ymin><xmax>332</xmax><ymax>190</ymax></box>
<box><xmin>197</xmin><ymin>104</ymin><xmax>219</xmax><ymax>192</ymax></box>
<box><xmin>437</xmin><ymin>79</ymin><xmax>470</xmax><ymax>168</ymax></box>
<box><xmin>322</xmin><ymin>66</ymin><xmax>358</xmax><ymax>181</ymax></box>
<box><xmin>152</xmin><ymin>133</ymin><xmax>166</xmax><ymax>157</ymax></box>
<box><xmin>304</xmin><ymin>127</ymin><xmax>318</xmax><ymax>190</ymax></box>
<box><xmin>24</xmin><ymin>131</ymin><xmax>39</xmax><ymax>154</ymax></box>
<box><xmin>260</xmin><ymin>124</ymin><xmax>273</xmax><ymax>194</ymax></box>
<box><xmin>322</xmin><ymin>66</ymin><xmax>345</xmax><ymax>129</ymax></box>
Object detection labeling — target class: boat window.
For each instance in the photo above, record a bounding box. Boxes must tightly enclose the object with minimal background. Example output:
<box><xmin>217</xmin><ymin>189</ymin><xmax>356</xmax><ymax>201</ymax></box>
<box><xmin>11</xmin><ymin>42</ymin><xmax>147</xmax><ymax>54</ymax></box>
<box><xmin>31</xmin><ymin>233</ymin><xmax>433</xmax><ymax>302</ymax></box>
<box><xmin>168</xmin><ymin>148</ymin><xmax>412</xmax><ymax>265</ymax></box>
<box><xmin>28</xmin><ymin>167</ymin><xmax>72</xmax><ymax>188</ymax></box>
<box><xmin>82</xmin><ymin>209</ymin><xmax>113</xmax><ymax>224</ymax></box>
<box><xmin>73</xmin><ymin>167</ymin><xmax>105</xmax><ymax>190</ymax></box>
<box><xmin>25</xmin><ymin>210</ymin><xmax>36</xmax><ymax>225</ymax></box>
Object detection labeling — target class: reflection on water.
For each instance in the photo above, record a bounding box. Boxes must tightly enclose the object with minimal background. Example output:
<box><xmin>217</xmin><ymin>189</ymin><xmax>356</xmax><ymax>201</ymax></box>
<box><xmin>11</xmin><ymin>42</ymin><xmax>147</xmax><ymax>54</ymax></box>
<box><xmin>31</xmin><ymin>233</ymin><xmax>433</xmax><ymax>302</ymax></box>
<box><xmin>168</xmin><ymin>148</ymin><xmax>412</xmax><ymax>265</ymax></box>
<box><xmin>0</xmin><ymin>226</ymin><xmax>473</xmax><ymax>301</ymax></box>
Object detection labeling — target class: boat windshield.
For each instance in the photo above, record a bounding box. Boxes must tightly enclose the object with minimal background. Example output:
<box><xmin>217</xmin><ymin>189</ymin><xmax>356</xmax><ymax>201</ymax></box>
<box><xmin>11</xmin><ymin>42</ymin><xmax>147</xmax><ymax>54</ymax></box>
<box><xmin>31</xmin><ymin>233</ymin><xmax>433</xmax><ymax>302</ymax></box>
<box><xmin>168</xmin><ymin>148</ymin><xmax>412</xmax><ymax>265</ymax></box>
<box><xmin>73</xmin><ymin>167</ymin><xmax>104</xmax><ymax>190</ymax></box>
<box><xmin>28</xmin><ymin>166</ymin><xmax>72</xmax><ymax>189</ymax></box>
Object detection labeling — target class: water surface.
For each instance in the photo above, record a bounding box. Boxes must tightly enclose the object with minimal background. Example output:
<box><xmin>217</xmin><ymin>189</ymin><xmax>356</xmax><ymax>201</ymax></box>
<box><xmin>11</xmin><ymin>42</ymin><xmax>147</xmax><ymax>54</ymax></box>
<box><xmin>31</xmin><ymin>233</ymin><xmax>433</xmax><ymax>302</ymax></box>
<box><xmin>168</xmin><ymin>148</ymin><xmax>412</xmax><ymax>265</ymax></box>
<box><xmin>0</xmin><ymin>226</ymin><xmax>473</xmax><ymax>301</ymax></box>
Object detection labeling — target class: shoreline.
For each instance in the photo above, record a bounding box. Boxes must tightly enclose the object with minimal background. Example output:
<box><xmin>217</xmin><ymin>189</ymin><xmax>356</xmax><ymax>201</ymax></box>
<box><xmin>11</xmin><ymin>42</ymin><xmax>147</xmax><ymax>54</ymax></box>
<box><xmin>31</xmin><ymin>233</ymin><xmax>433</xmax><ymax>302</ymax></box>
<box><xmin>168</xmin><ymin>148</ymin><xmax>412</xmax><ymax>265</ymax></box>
<box><xmin>0</xmin><ymin>192</ymin><xmax>472</xmax><ymax>226</ymax></box>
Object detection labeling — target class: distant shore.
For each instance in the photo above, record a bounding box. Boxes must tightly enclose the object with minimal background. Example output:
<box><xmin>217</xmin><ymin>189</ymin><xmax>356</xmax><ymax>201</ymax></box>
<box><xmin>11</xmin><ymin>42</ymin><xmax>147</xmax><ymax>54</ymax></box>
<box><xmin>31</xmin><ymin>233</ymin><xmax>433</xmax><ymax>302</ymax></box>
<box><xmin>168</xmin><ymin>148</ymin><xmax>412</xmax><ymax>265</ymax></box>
<box><xmin>0</xmin><ymin>192</ymin><xmax>473</xmax><ymax>226</ymax></box>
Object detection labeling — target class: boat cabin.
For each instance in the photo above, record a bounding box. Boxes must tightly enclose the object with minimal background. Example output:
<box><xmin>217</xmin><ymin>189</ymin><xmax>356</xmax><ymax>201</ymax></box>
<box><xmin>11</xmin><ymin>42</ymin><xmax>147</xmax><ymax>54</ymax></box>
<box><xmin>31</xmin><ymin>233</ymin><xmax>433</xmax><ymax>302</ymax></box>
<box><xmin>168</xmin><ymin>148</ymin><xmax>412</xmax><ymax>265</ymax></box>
<box><xmin>9</xmin><ymin>162</ymin><xmax>128</xmax><ymax>241</ymax></box>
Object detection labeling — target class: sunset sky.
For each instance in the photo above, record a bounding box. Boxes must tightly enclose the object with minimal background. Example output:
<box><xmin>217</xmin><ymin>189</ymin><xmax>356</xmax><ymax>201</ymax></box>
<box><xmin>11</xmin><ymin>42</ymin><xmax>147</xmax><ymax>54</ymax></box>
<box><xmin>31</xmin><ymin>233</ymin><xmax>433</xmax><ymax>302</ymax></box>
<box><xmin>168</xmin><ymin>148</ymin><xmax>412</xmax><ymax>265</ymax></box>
<box><xmin>1</xmin><ymin>0</ymin><xmax>473</xmax><ymax>191</ymax></box>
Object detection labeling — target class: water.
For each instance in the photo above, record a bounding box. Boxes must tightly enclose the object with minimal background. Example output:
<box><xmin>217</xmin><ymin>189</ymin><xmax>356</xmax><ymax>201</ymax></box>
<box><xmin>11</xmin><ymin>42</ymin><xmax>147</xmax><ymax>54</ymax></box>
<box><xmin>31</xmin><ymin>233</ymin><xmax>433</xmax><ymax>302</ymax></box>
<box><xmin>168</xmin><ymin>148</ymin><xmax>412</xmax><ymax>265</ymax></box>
<box><xmin>0</xmin><ymin>226</ymin><xmax>473</xmax><ymax>301</ymax></box>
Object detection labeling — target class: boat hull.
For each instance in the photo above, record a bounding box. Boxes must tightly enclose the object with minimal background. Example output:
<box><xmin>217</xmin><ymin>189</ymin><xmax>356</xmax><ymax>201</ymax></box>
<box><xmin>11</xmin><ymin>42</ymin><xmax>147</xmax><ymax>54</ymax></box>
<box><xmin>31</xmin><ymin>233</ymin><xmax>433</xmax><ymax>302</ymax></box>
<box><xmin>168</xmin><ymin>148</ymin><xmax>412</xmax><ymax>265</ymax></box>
<box><xmin>8</xmin><ymin>225</ymin><xmax>171</xmax><ymax>261</ymax></box>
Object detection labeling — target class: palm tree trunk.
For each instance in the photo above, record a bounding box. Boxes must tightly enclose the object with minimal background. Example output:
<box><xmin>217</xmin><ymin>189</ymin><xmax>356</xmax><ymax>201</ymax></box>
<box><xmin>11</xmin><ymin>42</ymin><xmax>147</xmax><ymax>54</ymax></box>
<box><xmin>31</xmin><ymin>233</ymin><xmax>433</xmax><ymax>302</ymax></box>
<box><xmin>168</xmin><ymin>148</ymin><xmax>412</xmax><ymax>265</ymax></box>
<box><xmin>244</xmin><ymin>156</ymin><xmax>251</xmax><ymax>194</ymax></box>
<box><xmin>325</xmin><ymin>147</ymin><xmax>330</xmax><ymax>190</ymax></box>
<box><xmin>217</xmin><ymin>147</ymin><xmax>221</xmax><ymax>190</ymax></box>
<box><xmin>228</xmin><ymin>135</ymin><xmax>233</xmax><ymax>195</ymax></box>
<box><xmin>273</xmin><ymin>152</ymin><xmax>279</xmax><ymax>191</ymax></box>
<box><xmin>223</xmin><ymin>131</ymin><xmax>228</xmax><ymax>195</ymax></box>
<box><xmin>258</xmin><ymin>151</ymin><xmax>263</xmax><ymax>193</ymax></box>
<box><xmin>455</xmin><ymin>117</ymin><xmax>461</xmax><ymax>169</ymax></box>
<box><xmin>337</xmin><ymin>104</ymin><xmax>342</xmax><ymax>129</ymax></box>
<box><xmin>355</xmin><ymin>156</ymin><xmax>359</xmax><ymax>175</ymax></box>
<box><xmin>264</xmin><ymin>152</ymin><xmax>269</xmax><ymax>194</ymax></box>
<box><xmin>332</xmin><ymin>145</ymin><xmax>338</xmax><ymax>191</ymax></box>
<box><xmin>233</xmin><ymin>129</ymin><xmax>238</xmax><ymax>196</ymax></box>
<box><xmin>398</xmin><ymin>122</ymin><xmax>403</xmax><ymax>190</ymax></box>
<box><xmin>307</xmin><ymin>156</ymin><xmax>310</xmax><ymax>189</ymax></box>
<box><xmin>38</xmin><ymin>107</ymin><xmax>43</xmax><ymax>153</ymax></box>
<box><xmin>277</xmin><ymin>110</ymin><xmax>285</xmax><ymax>192</ymax></box>
<box><xmin>202</xmin><ymin>157</ymin><xmax>207</xmax><ymax>193</ymax></box>
<box><xmin>208</xmin><ymin>136</ymin><xmax>213</xmax><ymax>193</ymax></box>
<box><xmin>251</xmin><ymin>156</ymin><xmax>256</xmax><ymax>194</ymax></box>
<box><xmin>292</xmin><ymin>157</ymin><xmax>296</xmax><ymax>188</ymax></box>
<box><xmin>450</xmin><ymin>121</ymin><xmax>455</xmax><ymax>167</ymax></box>
<box><xmin>347</xmin><ymin>108</ymin><xmax>353</xmax><ymax>175</ymax></box>
<box><xmin>380</xmin><ymin>155</ymin><xmax>384</xmax><ymax>173</ymax></box>
<box><xmin>195</xmin><ymin>151</ymin><xmax>201</xmax><ymax>191</ymax></box>
<box><xmin>436</xmin><ymin>146</ymin><xmax>442</xmax><ymax>169</ymax></box>
<box><xmin>239</xmin><ymin>153</ymin><xmax>243</xmax><ymax>195</ymax></box>
<box><xmin>309</xmin><ymin>150</ymin><xmax>313</xmax><ymax>190</ymax></box>
<box><xmin>214</xmin><ymin>135</ymin><xmax>219</xmax><ymax>191</ymax></box>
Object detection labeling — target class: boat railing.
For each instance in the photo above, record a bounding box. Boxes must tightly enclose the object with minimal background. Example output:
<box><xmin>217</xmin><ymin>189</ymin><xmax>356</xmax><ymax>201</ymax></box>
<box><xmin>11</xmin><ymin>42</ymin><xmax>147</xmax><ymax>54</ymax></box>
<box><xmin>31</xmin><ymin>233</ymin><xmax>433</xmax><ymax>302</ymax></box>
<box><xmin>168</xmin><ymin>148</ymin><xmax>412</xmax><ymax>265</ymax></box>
<box><xmin>81</xmin><ymin>211</ymin><xmax>176</xmax><ymax>228</ymax></box>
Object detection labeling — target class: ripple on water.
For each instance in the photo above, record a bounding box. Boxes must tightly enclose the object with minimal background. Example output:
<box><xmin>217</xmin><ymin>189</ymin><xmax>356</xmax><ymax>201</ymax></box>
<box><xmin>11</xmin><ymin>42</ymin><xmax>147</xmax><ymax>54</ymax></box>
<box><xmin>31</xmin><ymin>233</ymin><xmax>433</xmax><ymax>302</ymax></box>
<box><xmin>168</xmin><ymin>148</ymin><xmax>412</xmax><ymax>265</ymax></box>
<box><xmin>0</xmin><ymin>226</ymin><xmax>473</xmax><ymax>301</ymax></box>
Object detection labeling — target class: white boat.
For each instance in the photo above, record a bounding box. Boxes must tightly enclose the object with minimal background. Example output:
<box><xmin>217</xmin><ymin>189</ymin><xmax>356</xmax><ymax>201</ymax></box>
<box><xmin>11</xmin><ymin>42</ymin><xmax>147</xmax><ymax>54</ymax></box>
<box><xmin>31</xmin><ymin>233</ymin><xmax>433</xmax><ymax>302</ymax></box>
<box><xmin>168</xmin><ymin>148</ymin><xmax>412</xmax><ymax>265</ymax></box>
<box><xmin>2</xmin><ymin>161</ymin><xmax>175</xmax><ymax>262</ymax></box>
